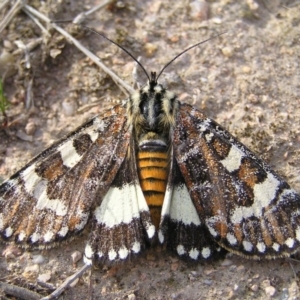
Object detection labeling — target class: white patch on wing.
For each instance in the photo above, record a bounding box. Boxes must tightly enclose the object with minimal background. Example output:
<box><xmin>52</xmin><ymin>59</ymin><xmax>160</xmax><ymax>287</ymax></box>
<box><xmin>177</xmin><ymin>244</ymin><xmax>185</xmax><ymax>255</ymax></box>
<box><xmin>74</xmin><ymin>210</ymin><xmax>89</xmax><ymax>230</ymax></box>
<box><xmin>18</xmin><ymin>231</ymin><xmax>26</xmax><ymax>241</ymax></box>
<box><xmin>256</xmin><ymin>242</ymin><xmax>266</xmax><ymax>253</ymax></box>
<box><xmin>4</xmin><ymin>227</ymin><xmax>13</xmax><ymax>237</ymax></box>
<box><xmin>95</xmin><ymin>185</ymin><xmax>138</xmax><ymax>226</ymax></box>
<box><xmin>22</xmin><ymin>164</ymin><xmax>41</xmax><ymax>194</ymax></box>
<box><xmin>169</xmin><ymin>185</ymin><xmax>201</xmax><ymax>226</ymax></box>
<box><xmin>272</xmin><ymin>243</ymin><xmax>280</xmax><ymax>251</ymax></box>
<box><xmin>230</xmin><ymin>173</ymin><xmax>280</xmax><ymax>224</ymax></box>
<box><xmin>220</xmin><ymin>144</ymin><xmax>244</xmax><ymax>173</ymax></box>
<box><xmin>118</xmin><ymin>246</ymin><xmax>129</xmax><ymax>259</ymax></box>
<box><xmin>31</xmin><ymin>232</ymin><xmax>41</xmax><ymax>243</ymax></box>
<box><xmin>205</xmin><ymin>132</ymin><xmax>214</xmax><ymax>142</ymax></box>
<box><xmin>58</xmin><ymin>226</ymin><xmax>69</xmax><ymax>237</ymax></box>
<box><xmin>34</xmin><ymin>180</ymin><xmax>68</xmax><ymax>216</ymax></box>
<box><xmin>93</xmin><ymin>117</ymin><xmax>106</xmax><ymax>132</ymax></box>
<box><xmin>94</xmin><ymin>184</ymin><xmax>154</xmax><ymax>238</ymax></box>
<box><xmin>158</xmin><ymin>230</ymin><xmax>164</xmax><ymax>243</ymax></box>
<box><xmin>84</xmin><ymin>244</ymin><xmax>93</xmax><ymax>265</ymax></box>
<box><xmin>108</xmin><ymin>249</ymin><xmax>117</xmax><ymax>260</ymax></box>
<box><xmin>132</xmin><ymin>241</ymin><xmax>141</xmax><ymax>253</ymax></box>
<box><xmin>206</xmin><ymin>223</ymin><xmax>218</xmax><ymax>237</ymax></box>
<box><xmin>226</xmin><ymin>233</ymin><xmax>237</xmax><ymax>245</ymax></box>
<box><xmin>197</xmin><ymin>118</ymin><xmax>211</xmax><ymax>132</ymax></box>
<box><xmin>285</xmin><ymin>238</ymin><xmax>295</xmax><ymax>248</ymax></box>
<box><xmin>44</xmin><ymin>231</ymin><xmax>54</xmax><ymax>242</ymax></box>
<box><xmin>158</xmin><ymin>186</ymin><xmax>173</xmax><ymax>243</ymax></box>
<box><xmin>243</xmin><ymin>241</ymin><xmax>253</xmax><ymax>252</ymax></box>
<box><xmin>0</xmin><ymin>213</ymin><xmax>3</xmax><ymax>230</ymax></box>
<box><xmin>296</xmin><ymin>227</ymin><xmax>300</xmax><ymax>241</ymax></box>
<box><xmin>201</xmin><ymin>247</ymin><xmax>211</xmax><ymax>259</ymax></box>
<box><xmin>58</xmin><ymin>139</ymin><xmax>82</xmax><ymax>168</ymax></box>
<box><xmin>189</xmin><ymin>248</ymin><xmax>199</xmax><ymax>260</ymax></box>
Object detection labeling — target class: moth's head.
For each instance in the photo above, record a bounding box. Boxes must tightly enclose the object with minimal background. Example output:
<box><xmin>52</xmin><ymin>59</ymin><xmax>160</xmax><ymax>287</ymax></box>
<box><xmin>127</xmin><ymin>72</ymin><xmax>178</xmax><ymax>148</ymax></box>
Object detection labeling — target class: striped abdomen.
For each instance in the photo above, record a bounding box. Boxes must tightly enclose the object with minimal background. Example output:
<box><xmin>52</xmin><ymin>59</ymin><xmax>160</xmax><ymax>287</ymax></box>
<box><xmin>137</xmin><ymin>150</ymin><xmax>169</xmax><ymax>229</ymax></box>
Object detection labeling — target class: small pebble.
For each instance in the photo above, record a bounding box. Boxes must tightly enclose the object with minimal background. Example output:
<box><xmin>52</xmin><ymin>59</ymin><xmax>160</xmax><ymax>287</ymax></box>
<box><xmin>50</xmin><ymin>49</ymin><xmax>62</xmax><ymax>58</ymax></box>
<box><xmin>71</xmin><ymin>251</ymin><xmax>82</xmax><ymax>264</ymax></box>
<box><xmin>250</xmin><ymin>284</ymin><xmax>259</xmax><ymax>292</ymax></box>
<box><xmin>38</xmin><ymin>272</ymin><xmax>51</xmax><ymax>283</ymax></box>
<box><xmin>236</xmin><ymin>265</ymin><xmax>245</xmax><ymax>272</ymax></box>
<box><xmin>221</xmin><ymin>259</ymin><xmax>232</xmax><ymax>266</ymax></box>
<box><xmin>32</xmin><ymin>254</ymin><xmax>45</xmax><ymax>264</ymax></box>
<box><xmin>25</xmin><ymin>121</ymin><xmax>37</xmax><ymax>136</ymax></box>
<box><xmin>62</xmin><ymin>99</ymin><xmax>77</xmax><ymax>116</ymax></box>
<box><xmin>265</xmin><ymin>285</ymin><xmax>276</xmax><ymax>297</ymax></box>
<box><xmin>247</xmin><ymin>0</ymin><xmax>259</xmax><ymax>10</ymax></box>
<box><xmin>222</xmin><ymin>46</ymin><xmax>234</xmax><ymax>57</ymax></box>
<box><xmin>22</xmin><ymin>264</ymin><xmax>39</xmax><ymax>280</ymax></box>
<box><xmin>203</xmin><ymin>279</ymin><xmax>212</xmax><ymax>286</ymax></box>
<box><xmin>189</xmin><ymin>0</ymin><xmax>209</xmax><ymax>21</ymax></box>
<box><xmin>128</xmin><ymin>293</ymin><xmax>136</xmax><ymax>300</ymax></box>
<box><xmin>2</xmin><ymin>245</ymin><xmax>22</xmax><ymax>259</ymax></box>
<box><xmin>171</xmin><ymin>262</ymin><xmax>179</xmax><ymax>271</ymax></box>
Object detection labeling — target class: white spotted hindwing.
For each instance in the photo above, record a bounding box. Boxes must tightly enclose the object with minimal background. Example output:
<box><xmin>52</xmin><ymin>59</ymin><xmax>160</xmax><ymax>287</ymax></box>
<box><xmin>84</xmin><ymin>139</ymin><xmax>156</xmax><ymax>264</ymax></box>
<box><xmin>173</xmin><ymin>103</ymin><xmax>300</xmax><ymax>258</ymax></box>
<box><xmin>0</xmin><ymin>104</ymin><xmax>130</xmax><ymax>246</ymax></box>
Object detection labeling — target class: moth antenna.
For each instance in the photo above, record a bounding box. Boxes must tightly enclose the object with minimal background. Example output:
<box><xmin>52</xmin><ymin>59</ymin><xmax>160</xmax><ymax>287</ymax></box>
<box><xmin>78</xmin><ymin>25</ymin><xmax>151</xmax><ymax>82</ymax></box>
<box><xmin>155</xmin><ymin>32</ymin><xmax>227</xmax><ymax>82</ymax></box>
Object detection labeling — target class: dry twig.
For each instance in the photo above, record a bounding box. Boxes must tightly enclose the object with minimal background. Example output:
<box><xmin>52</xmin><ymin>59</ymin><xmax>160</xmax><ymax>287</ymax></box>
<box><xmin>22</xmin><ymin>4</ymin><xmax>134</xmax><ymax>96</ymax></box>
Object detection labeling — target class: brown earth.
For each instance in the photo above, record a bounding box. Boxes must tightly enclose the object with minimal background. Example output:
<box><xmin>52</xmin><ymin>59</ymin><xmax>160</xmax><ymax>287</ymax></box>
<box><xmin>0</xmin><ymin>0</ymin><xmax>300</xmax><ymax>299</ymax></box>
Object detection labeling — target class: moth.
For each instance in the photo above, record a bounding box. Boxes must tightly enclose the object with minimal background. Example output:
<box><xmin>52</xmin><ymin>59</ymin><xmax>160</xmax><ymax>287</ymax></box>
<box><xmin>0</xmin><ymin>35</ymin><xmax>300</xmax><ymax>266</ymax></box>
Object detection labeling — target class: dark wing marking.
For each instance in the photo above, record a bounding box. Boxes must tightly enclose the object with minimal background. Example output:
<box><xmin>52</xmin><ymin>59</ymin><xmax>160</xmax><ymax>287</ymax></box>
<box><xmin>0</xmin><ymin>104</ymin><xmax>130</xmax><ymax>247</ymax></box>
<box><xmin>173</xmin><ymin>103</ymin><xmax>300</xmax><ymax>258</ymax></box>
<box><xmin>84</xmin><ymin>139</ymin><xmax>155</xmax><ymax>264</ymax></box>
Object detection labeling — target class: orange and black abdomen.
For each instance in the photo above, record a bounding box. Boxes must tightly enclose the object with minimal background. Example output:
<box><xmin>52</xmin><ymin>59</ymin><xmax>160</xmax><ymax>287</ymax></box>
<box><xmin>137</xmin><ymin>150</ymin><xmax>169</xmax><ymax>229</ymax></box>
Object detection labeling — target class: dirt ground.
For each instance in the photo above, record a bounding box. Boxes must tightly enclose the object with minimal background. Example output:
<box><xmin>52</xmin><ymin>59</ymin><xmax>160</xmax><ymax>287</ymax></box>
<box><xmin>0</xmin><ymin>0</ymin><xmax>300</xmax><ymax>299</ymax></box>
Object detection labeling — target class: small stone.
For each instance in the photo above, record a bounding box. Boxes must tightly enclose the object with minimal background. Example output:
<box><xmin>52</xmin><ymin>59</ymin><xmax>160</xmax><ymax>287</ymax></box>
<box><xmin>204</xmin><ymin>268</ymin><xmax>216</xmax><ymax>275</ymax></box>
<box><xmin>38</xmin><ymin>272</ymin><xmax>51</xmax><ymax>283</ymax></box>
<box><xmin>222</xmin><ymin>46</ymin><xmax>234</xmax><ymax>57</ymax></box>
<box><xmin>32</xmin><ymin>255</ymin><xmax>45</xmax><ymax>264</ymax></box>
<box><xmin>25</xmin><ymin>121</ymin><xmax>36</xmax><ymax>136</ymax></box>
<box><xmin>22</xmin><ymin>264</ymin><xmax>39</xmax><ymax>280</ymax></box>
<box><xmin>62</xmin><ymin>99</ymin><xmax>77</xmax><ymax>116</ymax></box>
<box><xmin>203</xmin><ymin>279</ymin><xmax>212</xmax><ymax>286</ymax></box>
<box><xmin>242</xmin><ymin>66</ymin><xmax>251</xmax><ymax>74</ymax></box>
<box><xmin>71</xmin><ymin>251</ymin><xmax>82</xmax><ymax>265</ymax></box>
<box><xmin>237</xmin><ymin>265</ymin><xmax>245</xmax><ymax>272</ymax></box>
<box><xmin>265</xmin><ymin>285</ymin><xmax>276</xmax><ymax>297</ymax></box>
<box><xmin>171</xmin><ymin>262</ymin><xmax>179</xmax><ymax>271</ymax></box>
<box><xmin>146</xmin><ymin>253</ymin><xmax>156</xmax><ymax>261</ymax></box>
<box><xmin>229</xmin><ymin>265</ymin><xmax>237</xmax><ymax>271</ymax></box>
<box><xmin>2</xmin><ymin>245</ymin><xmax>22</xmax><ymax>259</ymax></box>
<box><xmin>189</xmin><ymin>0</ymin><xmax>209</xmax><ymax>21</ymax></box>
<box><xmin>50</xmin><ymin>49</ymin><xmax>62</xmax><ymax>58</ymax></box>
<box><xmin>144</xmin><ymin>43</ymin><xmax>157</xmax><ymax>57</ymax></box>
<box><xmin>247</xmin><ymin>0</ymin><xmax>259</xmax><ymax>10</ymax></box>
<box><xmin>250</xmin><ymin>284</ymin><xmax>259</xmax><ymax>292</ymax></box>
<box><xmin>128</xmin><ymin>293</ymin><xmax>136</xmax><ymax>300</ymax></box>
<box><xmin>221</xmin><ymin>259</ymin><xmax>232</xmax><ymax>266</ymax></box>
<box><xmin>212</xmin><ymin>17</ymin><xmax>222</xmax><ymax>24</ymax></box>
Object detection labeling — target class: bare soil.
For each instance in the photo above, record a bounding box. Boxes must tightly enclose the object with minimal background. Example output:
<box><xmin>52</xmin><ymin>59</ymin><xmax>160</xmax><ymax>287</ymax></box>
<box><xmin>0</xmin><ymin>0</ymin><xmax>300</xmax><ymax>299</ymax></box>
